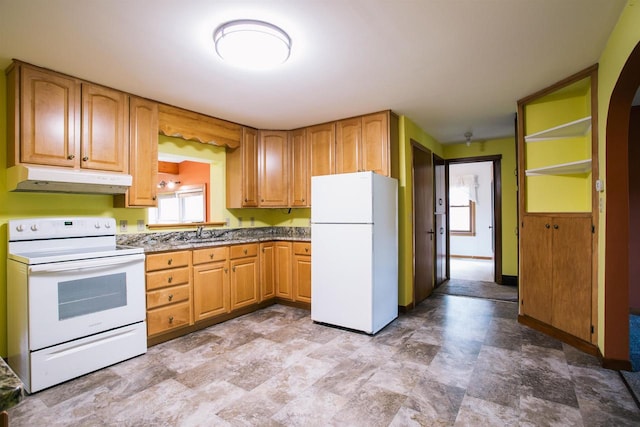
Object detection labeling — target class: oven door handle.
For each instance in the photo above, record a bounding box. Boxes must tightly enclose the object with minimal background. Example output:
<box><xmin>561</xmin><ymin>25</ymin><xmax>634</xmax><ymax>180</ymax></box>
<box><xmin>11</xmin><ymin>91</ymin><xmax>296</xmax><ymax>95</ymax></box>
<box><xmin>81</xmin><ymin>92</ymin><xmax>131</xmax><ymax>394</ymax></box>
<box><xmin>28</xmin><ymin>253</ymin><xmax>145</xmax><ymax>274</ymax></box>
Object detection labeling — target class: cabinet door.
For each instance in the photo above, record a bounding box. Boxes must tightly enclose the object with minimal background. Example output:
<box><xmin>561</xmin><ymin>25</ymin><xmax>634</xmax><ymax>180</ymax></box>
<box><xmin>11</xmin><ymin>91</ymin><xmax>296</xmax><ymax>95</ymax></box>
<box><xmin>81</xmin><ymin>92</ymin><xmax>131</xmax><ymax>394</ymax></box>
<box><xmin>120</xmin><ymin>97</ymin><xmax>158</xmax><ymax>207</ymax></box>
<box><xmin>20</xmin><ymin>65</ymin><xmax>80</xmax><ymax>167</ymax></box>
<box><xmin>260</xmin><ymin>242</ymin><xmax>275</xmax><ymax>301</ymax></box>
<box><xmin>307</xmin><ymin>122</ymin><xmax>335</xmax><ymax>177</ymax></box>
<box><xmin>193</xmin><ymin>260</ymin><xmax>230</xmax><ymax>321</ymax></box>
<box><xmin>551</xmin><ymin>217</ymin><xmax>592</xmax><ymax>341</ymax></box>
<box><xmin>293</xmin><ymin>254</ymin><xmax>311</xmax><ymax>303</ymax></box>
<box><xmin>242</xmin><ymin>128</ymin><xmax>259</xmax><ymax>207</ymax></box>
<box><xmin>361</xmin><ymin>112</ymin><xmax>389</xmax><ymax>176</ymax></box>
<box><xmin>275</xmin><ymin>242</ymin><xmax>292</xmax><ymax>300</ymax></box>
<box><xmin>335</xmin><ymin>117</ymin><xmax>361</xmax><ymax>174</ymax></box>
<box><xmin>520</xmin><ymin>215</ymin><xmax>553</xmax><ymax>324</ymax></box>
<box><xmin>289</xmin><ymin>128</ymin><xmax>310</xmax><ymax>207</ymax></box>
<box><xmin>81</xmin><ymin>83</ymin><xmax>129</xmax><ymax>172</ymax></box>
<box><xmin>259</xmin><ymin>130</ymin><xmax>288</xmax><ymax>207</ymax></box>
<box><xmin>230</xmin><ymin>257</ymin><xmax>259</xmax><ymax>310</ymax></box>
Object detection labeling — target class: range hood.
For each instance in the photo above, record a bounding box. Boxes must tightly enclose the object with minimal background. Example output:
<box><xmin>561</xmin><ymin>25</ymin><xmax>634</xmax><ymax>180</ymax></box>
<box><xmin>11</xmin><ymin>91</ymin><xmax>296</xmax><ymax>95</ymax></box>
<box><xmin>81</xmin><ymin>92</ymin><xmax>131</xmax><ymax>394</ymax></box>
<box><xmin>7</xmin><ymin>165</ymin><xmax>132</xmax><ymax>194</ymax></box>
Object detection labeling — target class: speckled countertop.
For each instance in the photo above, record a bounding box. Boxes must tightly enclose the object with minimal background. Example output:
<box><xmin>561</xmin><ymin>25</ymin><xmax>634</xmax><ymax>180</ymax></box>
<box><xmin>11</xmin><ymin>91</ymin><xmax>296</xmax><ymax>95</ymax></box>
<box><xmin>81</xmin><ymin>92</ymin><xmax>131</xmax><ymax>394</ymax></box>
<box><xmin>116</xmin><ymin>226</ymin><xmax>310</xmax><ymax>253</ymax></box>
<box><xmin>0</xmin><ymin>358</ymin><xmax>24</xmax><ymax>411</ymax></box>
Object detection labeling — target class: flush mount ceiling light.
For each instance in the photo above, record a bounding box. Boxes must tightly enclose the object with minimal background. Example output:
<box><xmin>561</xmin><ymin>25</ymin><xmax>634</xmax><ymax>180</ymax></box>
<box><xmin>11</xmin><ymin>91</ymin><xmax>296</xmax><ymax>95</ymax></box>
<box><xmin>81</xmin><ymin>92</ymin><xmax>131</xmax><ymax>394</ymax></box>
<box><xmin>213</xmin><ymin>19</ymin><xmax>291</xmax><ymax>69</ymax></box>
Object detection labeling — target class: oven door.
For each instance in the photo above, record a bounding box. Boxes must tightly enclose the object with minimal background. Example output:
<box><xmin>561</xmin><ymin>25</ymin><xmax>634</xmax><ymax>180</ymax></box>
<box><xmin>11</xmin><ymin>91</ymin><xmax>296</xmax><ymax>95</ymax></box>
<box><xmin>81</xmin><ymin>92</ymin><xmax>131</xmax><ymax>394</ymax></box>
<box><xmin>27</xmin><ymin>253</ymin><xmax>146</xmax><ymax>351</ymax></box>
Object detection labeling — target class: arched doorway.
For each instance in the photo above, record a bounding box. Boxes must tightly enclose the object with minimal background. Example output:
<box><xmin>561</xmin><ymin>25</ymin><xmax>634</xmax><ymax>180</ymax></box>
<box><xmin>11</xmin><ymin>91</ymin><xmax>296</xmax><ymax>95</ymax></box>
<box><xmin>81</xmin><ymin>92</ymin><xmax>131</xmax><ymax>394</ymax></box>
<box><xmin>604</xmin><ymin>40</ymin><xmax>640</xmax><ymax>368</ymax></box>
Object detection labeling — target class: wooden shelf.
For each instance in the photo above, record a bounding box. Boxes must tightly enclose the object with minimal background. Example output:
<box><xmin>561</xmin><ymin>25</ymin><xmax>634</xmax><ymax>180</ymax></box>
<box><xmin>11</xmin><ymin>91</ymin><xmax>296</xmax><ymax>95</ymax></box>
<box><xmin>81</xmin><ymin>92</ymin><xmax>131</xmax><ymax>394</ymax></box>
<box><xmin>525</xmin><ymin>159</ymin><xmax>592</xmax><ymax>176</ymax></box>
<box><xmin>525</xmin><ymin>116</ymin><xmax>591</xmax><ymax>142</ymax></box>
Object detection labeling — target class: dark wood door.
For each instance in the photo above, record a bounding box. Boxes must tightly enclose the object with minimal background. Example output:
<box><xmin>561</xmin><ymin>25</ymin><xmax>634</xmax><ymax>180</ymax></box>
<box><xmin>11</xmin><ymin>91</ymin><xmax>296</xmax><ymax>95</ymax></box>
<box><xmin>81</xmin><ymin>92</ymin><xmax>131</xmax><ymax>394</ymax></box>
<box><xmin>412</xmin><ymin>143</ymin><xmax>434</xmax><ymax>304</ymax></box>
<box><xmin>520</xmin><ymin>215</ymin><xmax>553</xmax><ymax>324</ymax></box>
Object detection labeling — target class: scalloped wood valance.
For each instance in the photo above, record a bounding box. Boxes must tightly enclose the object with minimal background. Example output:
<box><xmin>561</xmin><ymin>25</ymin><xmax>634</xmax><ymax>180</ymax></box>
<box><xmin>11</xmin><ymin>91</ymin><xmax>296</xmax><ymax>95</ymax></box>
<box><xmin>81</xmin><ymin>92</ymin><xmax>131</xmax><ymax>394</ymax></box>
<box><xmin>158</xmin><ymin>104</ymin><xmax>241</xmax><ymax>149</ymax></box>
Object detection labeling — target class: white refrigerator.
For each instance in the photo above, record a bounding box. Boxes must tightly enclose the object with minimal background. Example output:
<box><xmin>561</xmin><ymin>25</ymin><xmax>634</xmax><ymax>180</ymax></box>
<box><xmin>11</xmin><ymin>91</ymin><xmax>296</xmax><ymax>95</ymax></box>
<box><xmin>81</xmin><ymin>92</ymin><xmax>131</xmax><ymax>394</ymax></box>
<box><xmin>311</xmin><ymin>171</ymin><xmax>398</xmax><ymax>334</ymax></box>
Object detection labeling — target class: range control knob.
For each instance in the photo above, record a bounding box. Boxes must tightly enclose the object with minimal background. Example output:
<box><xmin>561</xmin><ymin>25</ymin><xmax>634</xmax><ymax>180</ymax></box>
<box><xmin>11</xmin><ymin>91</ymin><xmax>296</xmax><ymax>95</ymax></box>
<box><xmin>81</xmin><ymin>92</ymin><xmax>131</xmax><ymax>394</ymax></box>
<box><xmin>15</xmin><ymin>224</ymin><xmax>24</xmax><ymax>232</ymax></box>
<box><xmin>30</xmin><ymin>224</ymin><xmax>38</xmax><ymax>232</ymax></box>
<box><xmin>104</xmin><ymin>222</ymin><xmax>111</xmax><ymax>229</ymax></box>
<box><xmin>94</xmin><ymin>222</ymin><xmax>101</xmax><ymax>229</ymax></box>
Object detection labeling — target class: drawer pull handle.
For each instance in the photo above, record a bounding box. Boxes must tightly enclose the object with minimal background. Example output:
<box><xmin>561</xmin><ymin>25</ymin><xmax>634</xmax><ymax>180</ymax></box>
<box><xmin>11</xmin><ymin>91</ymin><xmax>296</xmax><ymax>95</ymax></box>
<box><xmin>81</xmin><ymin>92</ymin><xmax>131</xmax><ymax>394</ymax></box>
<box><xmin>168</xmin><ymin>276</ymin><xmax>173</xmax><ymax>284</ymax></box>
<box><xmin>210</xmin><ymin>253</ymin><xmax>214</xmax><ymax>259</ymax></box>
<box><xmin>168</xmin><ymin>258</ymin><xmax>173</xmax><ymax>265</ymax></box>
<box><xmin>243</xmin><ymin>249</ymin><xmax>248</xmax><ymax>255</ymax></box>
<box><xmin>305</xmin><ymin>247</ymin><xmax>309</xmax><ymax>252</ymax></box>
<box><xmin>168</xmin><ymin>294</ymin><xmax>173</xmax><ymax>301</ymax></box>
<box><xmin>168</xmin><ymin>316</ymin><xmax>174</xmax><ymax>324</ymax></box>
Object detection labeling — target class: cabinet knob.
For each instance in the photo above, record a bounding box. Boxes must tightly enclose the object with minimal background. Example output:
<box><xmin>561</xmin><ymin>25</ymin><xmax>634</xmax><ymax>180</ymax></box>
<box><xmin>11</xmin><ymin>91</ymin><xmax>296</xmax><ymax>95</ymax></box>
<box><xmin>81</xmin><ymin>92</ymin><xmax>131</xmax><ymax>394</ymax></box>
<box><xmin>82</xmin><ymin>156</ymin><xmax>89</xmax><ymax>162</ymax></box>
<box><xmin>305</xmin><ymin>247</ymin><xmax>309</xmax><ymax>252</ymax></box>
<box><xmin>545</xmin><ymin>224</ymin><xmax>550</xmax><ymax>229</ymax></box>
<box><xmin>302</xmin><ymin>198</ymin><xmax>305</xmax><ymax>202</ymax></box>
<box><xmin>152</xmin><ymin>196</ymin><xmax>157</xmax><ymax>201</ymax></box>
<box><xmin>67</xmin><ymin>154</ymin><xmax>75</xmax><ymax>160</ymax></box>
<box><xmin>168</xmin><ymin>258</ymin><xmax>173</xmax><ymax>265</ymax></box>
<box><xmin>224</xmin><ymin>268</ymin><xmax>228</xmax><ymax>273</ymax></box>
<box><xmin>168</xmin><ymin>316</ymin><xmax>174</xmax><ymax>324</ymax></box>
<box><xmin>209</xmin><ymin>253</ymin><xmax>214</xmax><ymax>259</ymax></box>
<box><xmin>168</xmin><ymin>276</ymin><xmax>173</xmax><ymax>284</ymax></box>
<box><xmin>554</xmin><ymin>224</ymin><xmax>559</xmax><ymax>230</ymax></box>
<box><xmin>168</xmin><ymin>294</ymin><xmax>173</xmax><ymax>301</ymax></box>
<box><xmin>261</xmin><ymin>199</ymin><xmax>264</xmax><ymax>202</ymax></box>
<box><xmin>233</xmin><ymin>266</ymin><xmax>236</xmax><ymax>272</ymax></box>
<box><xmin>243</xmin><ymin>249</ymin><xmax>248</xmax><ymax>255</ymax></box>
<box><xmin>244</xmin><ymin>198</ymin><xmax>248</xmax><ymax>202</ymax></box>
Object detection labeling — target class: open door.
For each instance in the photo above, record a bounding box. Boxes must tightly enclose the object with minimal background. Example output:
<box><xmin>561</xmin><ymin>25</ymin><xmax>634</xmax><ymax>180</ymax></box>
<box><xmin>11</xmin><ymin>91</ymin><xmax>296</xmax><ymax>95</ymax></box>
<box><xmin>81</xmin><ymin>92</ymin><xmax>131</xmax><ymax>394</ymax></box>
<box><xmin>412</xmin><ymin>141</ymin><xmax>434</xmax><ymax>304</ymax></box>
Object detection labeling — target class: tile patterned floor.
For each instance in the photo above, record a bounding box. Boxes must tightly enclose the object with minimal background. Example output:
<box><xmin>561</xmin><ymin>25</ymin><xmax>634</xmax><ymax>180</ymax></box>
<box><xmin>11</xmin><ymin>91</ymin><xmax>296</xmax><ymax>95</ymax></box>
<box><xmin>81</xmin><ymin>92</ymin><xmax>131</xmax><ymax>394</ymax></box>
<box><xmin>8</xmin><ymin>294</ymin><xmax>640</xmax><ymax>426</ymax></box>
<box><xmin>433</xmin><ymin>278</ymin><xmax>518</xmax><ymax>302</ymax></box>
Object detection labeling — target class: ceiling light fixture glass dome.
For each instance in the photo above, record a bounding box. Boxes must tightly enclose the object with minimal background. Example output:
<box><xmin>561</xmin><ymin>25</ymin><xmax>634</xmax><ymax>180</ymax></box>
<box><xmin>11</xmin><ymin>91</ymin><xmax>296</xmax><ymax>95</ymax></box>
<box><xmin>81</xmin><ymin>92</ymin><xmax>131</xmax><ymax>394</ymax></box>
<box><xmin>213</xmin><ymin>19</ymin><xmax>291</xmax><ymax>69</ymax></box>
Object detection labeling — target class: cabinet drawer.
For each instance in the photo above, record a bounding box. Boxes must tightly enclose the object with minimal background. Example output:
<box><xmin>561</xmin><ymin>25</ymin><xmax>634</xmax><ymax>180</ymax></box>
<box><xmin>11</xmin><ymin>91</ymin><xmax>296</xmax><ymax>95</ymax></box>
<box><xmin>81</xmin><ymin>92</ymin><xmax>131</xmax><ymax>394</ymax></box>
<box><xmin>230</xmin><ymin>243</ymin><xmax>258</xmax><ymax>259</ymax></box>
<box><xmin>193</xmin><ymin>246</ymin><xmax>229</xmax><ymax>265</ymax></box>
<box><xmin>293</xmin><ymin>242</ymin><xmax>311</xmax><ymax>256</ymax></box>
<box><xmin>146</xmin><ymin>284</ymin><xmax>190</xmax><ymax>310</ymax></box>
<box><xmin>146</xmin><ymin>251</ymin><xmax>191</xmax><ymax>272</ymax></box>
<box><xmin>146</xmin><ymin>267</ymin><xmax>190</xmax><ymax>291</ymax></box>
<box><xmin>147</xmin><ymin>301</ymin><xmax>191</xmax><ymax>336</ymax></box>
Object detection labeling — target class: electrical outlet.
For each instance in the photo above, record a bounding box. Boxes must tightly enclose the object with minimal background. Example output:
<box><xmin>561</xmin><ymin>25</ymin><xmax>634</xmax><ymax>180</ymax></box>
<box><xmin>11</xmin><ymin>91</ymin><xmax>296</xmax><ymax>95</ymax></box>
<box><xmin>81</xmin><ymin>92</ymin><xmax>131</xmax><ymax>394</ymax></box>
<box><xmin>250</xmin><ymin>217</ymin><xmax>255</xmax><ymax>226</ymax></box>
<box><xmin>119</xmin><ymin>220</ymin><xmax>128</xmax><ymax>232</ymax></box>
<box><xmin>137</xmin><ymin>220</ymin><xmax>145</xmax><ymax>231</ymax></box>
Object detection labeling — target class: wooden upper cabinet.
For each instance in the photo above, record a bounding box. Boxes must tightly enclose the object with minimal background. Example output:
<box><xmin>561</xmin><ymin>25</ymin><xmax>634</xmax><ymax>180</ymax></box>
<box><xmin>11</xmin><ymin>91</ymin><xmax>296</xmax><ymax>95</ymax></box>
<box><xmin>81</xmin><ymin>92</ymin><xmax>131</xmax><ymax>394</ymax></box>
<box><xmin>81</xmin><ymin>83</ymin><xmax>129</xmax><ymax>172</ymax></box>
<box><xmin>335</xmin><ymin>117</ymin><xmax>361</xmax><ymax>174</ymax></box>
<box><xmin>115</xmin><ymin>97</ymin><xmax>158</xmax><ymax>207</ymax></box>
<box><xmin>289</xmin><ymin>128</ymin><xmax>310</xmax><ymax>207</ymax></box>
<box><xmin>14</xmin><ymin>64</ymin><xmax>81</xmax><ymax>168</ymax></box>
<box><xmin>307</xmin><ymin>122</ymin><xmax>335</xmax><ymax>177</ymax></box>
<box><xmin>259</xmin><ymin>130</ymin><xmax>289</xmax><ymax>207</ymax></box>
<box><xmin>226</xmin><ymin>127</ymin><xmax>259</xmax><ymax>208</ymax></box>
<box><xmin>335</xmin><ymin>111</ymin><xmax>395</xmax><ymax>177</ymax></box>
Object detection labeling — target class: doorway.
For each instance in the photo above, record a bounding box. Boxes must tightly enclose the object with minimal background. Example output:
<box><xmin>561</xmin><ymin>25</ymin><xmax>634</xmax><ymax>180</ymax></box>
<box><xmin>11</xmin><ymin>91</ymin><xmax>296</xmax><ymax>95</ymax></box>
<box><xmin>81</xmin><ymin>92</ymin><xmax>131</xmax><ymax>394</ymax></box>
<box><xmin>412</xmin><ymin>141</ymin><xmax>435</xmax><ymax>305</ymax></box>
<box><xmin>447</xmin><ymin>155</ymin><xmax>503</xmax><ymax>285</ymax></box>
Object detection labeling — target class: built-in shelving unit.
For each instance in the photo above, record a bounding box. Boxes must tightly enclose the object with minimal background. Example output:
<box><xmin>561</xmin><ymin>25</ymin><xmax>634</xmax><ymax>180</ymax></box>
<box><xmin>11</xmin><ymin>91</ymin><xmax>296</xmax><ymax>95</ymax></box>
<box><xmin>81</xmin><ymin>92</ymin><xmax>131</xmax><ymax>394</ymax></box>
<box><xmin>524</xmin><ymin>116</ymin><xmax>592</xmax><ymax>143</ymax></box>
<box><xmin>525</xmin><ymin>159</ymin><xmax>592</xmax><ymax>176</ymax></box>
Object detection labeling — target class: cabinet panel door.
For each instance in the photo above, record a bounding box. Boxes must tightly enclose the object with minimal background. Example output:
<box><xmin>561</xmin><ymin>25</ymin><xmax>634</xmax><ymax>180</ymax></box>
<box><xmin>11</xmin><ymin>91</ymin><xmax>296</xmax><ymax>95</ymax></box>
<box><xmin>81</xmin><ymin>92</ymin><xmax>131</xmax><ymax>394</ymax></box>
<box><xmin>230</xmin><ymin>258</ymin><xmax>259</xmax><ymax>310</ymax></box>
<box><xmin>520</xmin><ymin>215</ymin><xmax>553</xmax><ymax>324</ymax></box>
<box><xmin>20</xmin><ymin>66</ymin><xmax>80</xmax><ymax>167</ymax></box>
<box><xmin>362</xmin><ymin>112</ymin><xmax>389</xmax><ymax>176</ymax></box>
<box><xmin>126</xmin><ymin>97</ymin><xmax>158</xmax><ymax>207</ymax></box>
<box><xmin>260</xmin><ymin>243</ymin><xmax>275</xmax><ymax>301</ymax></box>
<box><xmin>242</xmin><ymin>128</ymin><xmax>259</xmax><ymax>207</ymax></box>
<box><xmin>275</xmin><ymin>242</ymin><xmax>292</xmax><ymax>300</ymax></box>
<box><xmin>293</xmin><ymin>255</ymin><xmax>311</xmax><ymax>303</ymax></box>
<box><xmin>81</xmin><ymin>83</ymin><xmax>128</xmax><ymax>172</ymax></box>
<box><xmin>308</xmin><ymin>122</ymin><xmax>335</xmax><ymax>177</ymax></box>
<box><xmin>193</xmin><ymin>261</ymin><xmax>230</xmax><ymax>321</ymax></box>
<box><xmin>335</xmin><ymin>117</ymin><xmax>361</xmax><ymax>174</ymax></box>
<box><xmin>289</xmin><ymin>129</ymin><xmax>310</xmax><ymax>207</ymax></box>
<box><xmin>551</xmin><ymin>217</ymin><xmax>592</xmax><ymax>341</ymax></box>
<box><xmin>259</xmin><ymin>130</ymin><xmax>288</xmax><ymax>206</ymax></box>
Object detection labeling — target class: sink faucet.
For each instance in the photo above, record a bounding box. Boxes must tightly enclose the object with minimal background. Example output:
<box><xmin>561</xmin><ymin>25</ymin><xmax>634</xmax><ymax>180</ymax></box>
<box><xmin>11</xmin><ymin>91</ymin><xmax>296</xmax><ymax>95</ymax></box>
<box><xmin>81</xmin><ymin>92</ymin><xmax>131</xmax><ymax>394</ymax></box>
<box><xmin>196</xmin><ymin>225</ymin><xmax>204</xmax><ymax>238</ymax></box>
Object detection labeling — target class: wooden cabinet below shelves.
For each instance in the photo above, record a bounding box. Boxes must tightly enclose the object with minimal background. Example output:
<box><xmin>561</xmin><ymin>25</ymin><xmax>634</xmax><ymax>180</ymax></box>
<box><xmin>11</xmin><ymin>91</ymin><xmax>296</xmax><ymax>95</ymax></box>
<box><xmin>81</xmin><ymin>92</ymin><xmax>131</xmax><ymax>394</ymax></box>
<box><xmin>192</xmin><ymin>247</ymin><xmax>230</xmax><ymax>321</ymax></box>
<box><xmin>229</xmin><ymin>243</ymin><xmax>259</xmax><ymax>310</ymax></box>
<box><xmin>520</xmin><ymin>215</ymin><xmax>592</xmax><ymax>342</ymax></box>
<box><xmin>275</xmin><ymin>242</ymin><xmax>293</xmax><ymax>300</ymax></box>
<box><xmin>292</xmin><ymin>242</ymin><xmax>311</xmax><ymax>304</ymax></box>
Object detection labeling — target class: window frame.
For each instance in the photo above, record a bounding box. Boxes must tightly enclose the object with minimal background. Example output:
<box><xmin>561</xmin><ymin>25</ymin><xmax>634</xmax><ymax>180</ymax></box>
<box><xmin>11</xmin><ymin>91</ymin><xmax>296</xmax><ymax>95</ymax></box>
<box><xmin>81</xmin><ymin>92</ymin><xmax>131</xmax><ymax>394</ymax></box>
<box><xmin>450</xmin><ymin>199</ymin><xmax>476</xmax><ymax>236</ymax></box>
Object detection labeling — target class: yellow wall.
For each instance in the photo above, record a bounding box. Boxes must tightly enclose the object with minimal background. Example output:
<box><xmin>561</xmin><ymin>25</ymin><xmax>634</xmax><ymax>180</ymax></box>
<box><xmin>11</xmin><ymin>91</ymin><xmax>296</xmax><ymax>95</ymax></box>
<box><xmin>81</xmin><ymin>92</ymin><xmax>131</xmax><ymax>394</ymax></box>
<box><xmin>397</xmin><ymin>116</ymin><xmax>444</xmax><ymax>306</ymax></box>
<box><xmin>443</xmin><ymin>137</ymin><xmax>518</xmax><ymax>277</ymax></box>
<box><xmin>596</xmin><ymin>0</ymin><xmax>640</xmax><ymax>351</ymax></box>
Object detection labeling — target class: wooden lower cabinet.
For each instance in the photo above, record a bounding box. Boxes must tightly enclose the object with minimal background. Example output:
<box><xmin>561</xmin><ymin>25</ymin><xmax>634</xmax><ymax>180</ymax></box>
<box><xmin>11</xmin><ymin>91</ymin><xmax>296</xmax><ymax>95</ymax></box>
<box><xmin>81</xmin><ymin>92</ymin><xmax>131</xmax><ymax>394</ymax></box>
<box><xmin>260</xmin><ymin>242</ymin><xmax>276</xmax><ymax>301</ymax></box>
<box><xmin>275</xmin><ymin>242</ymin><xmax>293</xmax><ymax>300</ymax></box>
<box><xmin>292</xmin><ymin>242</ymin><xmax>311</xmax><ymax>303</ymax></box>
<box><xmin>145</xmin><ymin>251</ymin><xmax>193</xmax><ymax>337</ymax></box>
<box><xmin>193</xmin><ymin>247</ymin><xmax>230</xmax><ymax>321</ymax></box>
<box><xmin>229</xmin><ymin>243</ymin><xmax>259</xmax><ymax>310</ymax></box>
<box><xmin>520</xmin><ymin>215</ymin><xmax>592</xmax><ymax>341</ymax></box>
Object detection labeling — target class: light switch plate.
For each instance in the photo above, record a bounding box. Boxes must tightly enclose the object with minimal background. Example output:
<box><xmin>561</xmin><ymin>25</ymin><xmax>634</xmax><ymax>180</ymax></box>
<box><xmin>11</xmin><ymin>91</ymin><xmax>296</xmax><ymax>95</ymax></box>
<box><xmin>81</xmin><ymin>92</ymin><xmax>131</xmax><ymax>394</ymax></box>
<box><xmin>119</xmin><ymin>220</ymin><xmax>127</xmax><ymax>232</ymax></box>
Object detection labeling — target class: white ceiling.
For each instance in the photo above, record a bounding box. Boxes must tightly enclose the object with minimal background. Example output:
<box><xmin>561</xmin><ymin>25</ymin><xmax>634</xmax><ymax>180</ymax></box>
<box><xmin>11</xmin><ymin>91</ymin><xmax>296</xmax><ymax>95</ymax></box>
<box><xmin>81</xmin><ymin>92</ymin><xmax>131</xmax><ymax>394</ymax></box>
<box><xmin>0</xmin><ymin>0</ymin><xmax>627</xmax><ymax>144</ymax></box>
